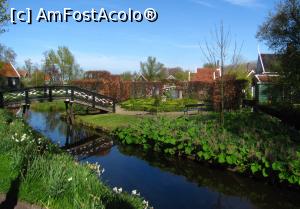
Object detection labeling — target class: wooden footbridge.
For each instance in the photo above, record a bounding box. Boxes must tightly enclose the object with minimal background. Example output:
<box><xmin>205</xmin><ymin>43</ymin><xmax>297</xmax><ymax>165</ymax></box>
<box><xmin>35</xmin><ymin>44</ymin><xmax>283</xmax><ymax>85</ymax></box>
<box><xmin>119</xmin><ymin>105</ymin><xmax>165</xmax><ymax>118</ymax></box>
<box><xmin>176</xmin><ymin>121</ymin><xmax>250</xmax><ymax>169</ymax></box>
<box><xmin>0</xmin><ymin>85</ymin><xmax>116</xmax><ymax>113</ymax></box>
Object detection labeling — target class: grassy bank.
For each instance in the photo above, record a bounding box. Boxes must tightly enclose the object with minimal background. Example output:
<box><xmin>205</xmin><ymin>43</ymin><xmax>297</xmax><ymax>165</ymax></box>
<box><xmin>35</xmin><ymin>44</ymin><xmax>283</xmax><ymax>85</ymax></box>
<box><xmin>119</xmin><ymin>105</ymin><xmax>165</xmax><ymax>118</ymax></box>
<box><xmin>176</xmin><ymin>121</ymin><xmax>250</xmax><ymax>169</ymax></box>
<box><xmin>76</xmin><ymin>114</ymin><xmax>145</xmax><ymax>131</ymax></box>
<box><xmin>30</xmin><ymin>101</ymin><xmax>66</xmax><ymax>112</ymax></box>
<box><xmin>120</xmin><ymin>98</ymin><xmax>199</xmax><ymax>112</ymax></box>
<box><xmin>31</xmin><ymin>101</ymin><xmax>87</xmax><ymax>114</ymax></box>
<box><xmin>114</xmin><ymin>110</ymin><xmax>300</xmax><ymax>187</ymax></box>
<box><xmin>0</xmin><ymin>109</ymin><xmax>147</xmax><ymax>209</ymax></box>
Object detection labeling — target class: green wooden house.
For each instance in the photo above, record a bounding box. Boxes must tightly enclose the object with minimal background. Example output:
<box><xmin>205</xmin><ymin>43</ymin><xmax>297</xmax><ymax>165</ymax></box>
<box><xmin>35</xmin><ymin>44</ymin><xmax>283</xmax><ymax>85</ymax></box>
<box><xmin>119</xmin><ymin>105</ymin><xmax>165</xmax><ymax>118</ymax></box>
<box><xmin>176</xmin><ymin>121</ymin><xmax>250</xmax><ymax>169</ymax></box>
<box><xmin>253</xmin><ymin>53</ymin><xmax>280</xmax><ymax>103</ymax></box>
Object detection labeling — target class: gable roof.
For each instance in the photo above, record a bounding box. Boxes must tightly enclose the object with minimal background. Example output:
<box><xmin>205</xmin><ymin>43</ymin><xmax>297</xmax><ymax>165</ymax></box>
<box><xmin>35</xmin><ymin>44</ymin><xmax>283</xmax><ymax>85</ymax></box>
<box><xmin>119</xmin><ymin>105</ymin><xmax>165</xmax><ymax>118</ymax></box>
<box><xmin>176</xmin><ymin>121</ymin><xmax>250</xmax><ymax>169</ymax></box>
<box><xmin>135</xmin><ymin>74</ymin><xmax>148</xmax><ymax>82</ymax></box>
<box><xmin>167</xmin><ymin>75</ymin><xmax>176</xmax><ymax>80</ymax></box>
<box><xmin>191</xmin><ymin>68</ymin><xmax>220</xmax><ymax>83</ymax></box>
<box><xmin>259</xmin><ymin>54</ymin><xmax>279</xmax><ymax>73</ymax></box>
<box><xmin>0</xmin><ymin>62</ymin><xmax>20</xmax><ymax>78</ymax></box>
<box><xmin>17</xmin><ymin>70</ymin><xmax>28</xmax><ymax>78</ymax></box>
<box><xmin>254</xmin><ymin>74</ymin><xmax>279</xmax><ymax>83</ymax></box>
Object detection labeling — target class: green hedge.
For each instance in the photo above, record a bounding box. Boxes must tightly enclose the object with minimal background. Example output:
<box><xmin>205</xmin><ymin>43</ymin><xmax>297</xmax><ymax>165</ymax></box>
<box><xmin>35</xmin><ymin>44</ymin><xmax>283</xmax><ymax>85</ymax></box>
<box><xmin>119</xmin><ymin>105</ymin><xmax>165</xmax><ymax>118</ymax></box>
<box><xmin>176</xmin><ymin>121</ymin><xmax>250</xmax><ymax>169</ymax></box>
<box><xmin>120</xmin><ymin>98</ymin><xmax>199</xmax><ymax>112</ymax></box>
<box><xmin>114</xmin><ymin>111</ymin><xmax>300</xmax><ymax>186</ymax></box>
<box><xmin>0</xmin><ymin>110</ymin><xmax>147</xmax><ymax>209</ymax></box>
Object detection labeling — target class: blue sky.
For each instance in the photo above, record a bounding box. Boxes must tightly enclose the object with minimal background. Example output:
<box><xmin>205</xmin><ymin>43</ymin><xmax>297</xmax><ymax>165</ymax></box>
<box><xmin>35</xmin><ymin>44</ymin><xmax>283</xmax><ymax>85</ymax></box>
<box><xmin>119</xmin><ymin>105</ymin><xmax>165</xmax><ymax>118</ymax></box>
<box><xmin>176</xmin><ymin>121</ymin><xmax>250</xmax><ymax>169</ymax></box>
<box><xmin>2</xmin><ymin>0</ymin><xmax>276</xmax><ymax>73</ymax></box>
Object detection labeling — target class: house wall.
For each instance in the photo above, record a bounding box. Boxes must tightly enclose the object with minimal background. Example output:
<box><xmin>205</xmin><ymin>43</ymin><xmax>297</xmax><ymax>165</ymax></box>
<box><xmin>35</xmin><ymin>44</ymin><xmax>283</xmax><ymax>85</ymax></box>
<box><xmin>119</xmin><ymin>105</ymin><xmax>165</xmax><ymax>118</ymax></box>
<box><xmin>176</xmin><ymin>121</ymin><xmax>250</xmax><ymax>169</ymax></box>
<box><xmin>255</xmin><ymin>83</ymin><xmax>283</xmax><ymax>104</ymax></box>
<box><xmin>0</xmin><ymin>77</ymin><xmax>20</xmax><ymax>90</ymax></box>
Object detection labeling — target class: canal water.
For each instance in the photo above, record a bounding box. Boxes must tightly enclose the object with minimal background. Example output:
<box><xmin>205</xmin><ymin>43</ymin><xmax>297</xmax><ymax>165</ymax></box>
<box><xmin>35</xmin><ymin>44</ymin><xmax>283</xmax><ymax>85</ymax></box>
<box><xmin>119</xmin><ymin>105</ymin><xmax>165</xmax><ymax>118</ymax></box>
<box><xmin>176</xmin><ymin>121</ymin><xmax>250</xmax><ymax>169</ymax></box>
<box><xmin>25</xmin><ymin>110</ymin><xmax>300</xmax><ymax>209</ymax></box>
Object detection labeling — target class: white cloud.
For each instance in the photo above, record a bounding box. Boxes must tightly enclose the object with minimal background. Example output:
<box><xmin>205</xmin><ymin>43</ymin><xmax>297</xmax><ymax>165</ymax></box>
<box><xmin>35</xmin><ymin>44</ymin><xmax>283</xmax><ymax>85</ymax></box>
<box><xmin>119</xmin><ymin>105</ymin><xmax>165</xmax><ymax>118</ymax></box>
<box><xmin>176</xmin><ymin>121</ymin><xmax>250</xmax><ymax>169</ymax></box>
<box><xmin>190</xmin><ymin>0</ymin><xmax>215</xmax><ymax>8</ymax></box>
<box><xmin>223</xmin><ymin>0</ymin><xmax>262</xmax><ymax>7</ymax></box>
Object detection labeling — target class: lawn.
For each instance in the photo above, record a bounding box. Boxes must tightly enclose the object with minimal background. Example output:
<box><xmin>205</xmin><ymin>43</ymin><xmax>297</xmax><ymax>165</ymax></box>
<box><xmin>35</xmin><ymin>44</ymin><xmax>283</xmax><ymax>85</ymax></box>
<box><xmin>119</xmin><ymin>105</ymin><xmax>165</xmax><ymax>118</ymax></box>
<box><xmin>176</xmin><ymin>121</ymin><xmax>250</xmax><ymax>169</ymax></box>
<box><xmin>120</xmin><ymin>98</ymin><xmax>199</xmax><ymax>112</ymax></box>
<box><xmin>30</xmin><ymin>101</ymin><xmax>66</xmax><ymax>112</ymax></box>
<box><xmin>76</xmin><ymin>114</ymin><xmax>145</xmax><ymax>130</ymax></box>
<box><xmin>31</xmin><ymin>100</ymin><xmax>90</xmax><ymax>114</ymax></box>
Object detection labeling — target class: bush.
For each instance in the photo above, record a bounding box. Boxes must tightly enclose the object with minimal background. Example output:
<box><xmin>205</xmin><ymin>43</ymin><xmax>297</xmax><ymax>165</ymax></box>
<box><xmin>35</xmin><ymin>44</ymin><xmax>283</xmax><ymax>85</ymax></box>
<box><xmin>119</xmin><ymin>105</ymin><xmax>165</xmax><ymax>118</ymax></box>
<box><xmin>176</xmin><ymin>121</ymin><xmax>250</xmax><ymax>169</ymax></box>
<box><xmin>114</xmin><ymin>111</ymin><xmax>300</xmax><ymax>186</ymax></box>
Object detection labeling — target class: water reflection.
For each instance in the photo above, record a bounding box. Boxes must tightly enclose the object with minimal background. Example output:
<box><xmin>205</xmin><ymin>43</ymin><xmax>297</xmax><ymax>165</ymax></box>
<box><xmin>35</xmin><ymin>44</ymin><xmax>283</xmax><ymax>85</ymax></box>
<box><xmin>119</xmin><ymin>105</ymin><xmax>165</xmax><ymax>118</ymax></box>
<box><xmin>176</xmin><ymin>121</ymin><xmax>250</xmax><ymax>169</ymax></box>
<box><xmin>25</xmin><ymin>111</ymin><xmax>300</xmax><ymax>209</ymax></box>
<box><xmin>26</xmin><ymin>111</ymin><xmax>113</xmax><ymax>160</ymax></box>
<box><xmin>117</xmin><ymin>145</ymin><xmax>300</xmax><ymax>209</ymax></box>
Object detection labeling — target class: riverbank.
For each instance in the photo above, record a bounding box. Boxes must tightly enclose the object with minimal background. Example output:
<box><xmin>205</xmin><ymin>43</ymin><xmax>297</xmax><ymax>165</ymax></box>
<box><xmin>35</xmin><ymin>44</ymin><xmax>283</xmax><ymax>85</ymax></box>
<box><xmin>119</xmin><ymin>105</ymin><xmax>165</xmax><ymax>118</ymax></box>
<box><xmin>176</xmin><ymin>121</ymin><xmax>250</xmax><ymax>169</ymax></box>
<box><xmin>30</xmin><ymin>102</ymin><xmax>300</xmax><ymax>187</ymax></box>
<box><xmin>0</xmin><ymin>109</ymin><xmax>147</xmax><ymax>209</ymax></box>
<box><xmin>114</xmin><ymin>110</ymin><xmax>300</xmax><ymax>187</ymax></box>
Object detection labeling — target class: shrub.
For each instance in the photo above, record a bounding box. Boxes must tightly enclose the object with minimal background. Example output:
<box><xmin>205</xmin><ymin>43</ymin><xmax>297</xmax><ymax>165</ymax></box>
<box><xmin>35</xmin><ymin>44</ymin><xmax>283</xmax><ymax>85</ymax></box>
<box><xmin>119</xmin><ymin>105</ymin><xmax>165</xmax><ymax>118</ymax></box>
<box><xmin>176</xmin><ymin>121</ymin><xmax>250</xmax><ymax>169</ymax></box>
<box><xmin>114</xmin><ymin>111</ymin><xmax>300</xmax><ymax>186</ymax></box>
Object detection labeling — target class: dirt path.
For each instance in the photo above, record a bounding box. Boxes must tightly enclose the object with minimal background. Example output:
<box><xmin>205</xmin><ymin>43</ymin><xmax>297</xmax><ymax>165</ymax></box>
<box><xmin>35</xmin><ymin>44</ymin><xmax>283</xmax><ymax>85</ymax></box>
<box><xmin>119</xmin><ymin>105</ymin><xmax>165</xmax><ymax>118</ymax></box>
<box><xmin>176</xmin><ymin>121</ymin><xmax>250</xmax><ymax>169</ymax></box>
<box><xmin>0</xmin><ymin>195</ymin><xmax>43</xmax><ymax>209</ymax></box>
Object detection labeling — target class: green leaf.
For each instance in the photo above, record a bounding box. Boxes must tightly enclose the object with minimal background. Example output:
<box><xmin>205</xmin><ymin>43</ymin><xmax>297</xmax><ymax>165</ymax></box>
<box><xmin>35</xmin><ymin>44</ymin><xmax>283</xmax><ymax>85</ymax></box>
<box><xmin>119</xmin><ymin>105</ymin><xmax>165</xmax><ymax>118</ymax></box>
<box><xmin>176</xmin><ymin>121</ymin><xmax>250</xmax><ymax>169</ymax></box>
<box><xmin>272</xmin><ymin>162</ymin><xmax>284</xmax><ymax>171</ymax></box>
<box><xmin>218</xmin><ymin>153</ymin><xmax>226</xmax><ymax>164</ymax></box>
<box><xmin>250</xmin><ymin>163</ymin><xmax>261</xmax><ymax>174</ymax></box>
<box><xmin>262</xmin><ymin>168</ymin><xmax>269</xmax><ymax>177</ymax></box>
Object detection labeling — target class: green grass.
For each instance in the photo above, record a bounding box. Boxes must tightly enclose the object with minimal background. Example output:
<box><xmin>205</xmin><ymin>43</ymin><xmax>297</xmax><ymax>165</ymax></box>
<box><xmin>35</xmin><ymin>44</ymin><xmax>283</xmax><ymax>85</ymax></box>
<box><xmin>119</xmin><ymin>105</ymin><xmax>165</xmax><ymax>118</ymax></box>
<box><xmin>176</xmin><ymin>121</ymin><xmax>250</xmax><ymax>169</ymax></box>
<box><xmin>121</xmin><ymin>98</ymin><xmax>199</xmax><ymax>112</ymax></box>
<box><xmin>115</xmin><ymin>110</ymin><xmax>300</xmax><ymax>186</ymax></box>
<box><xmin>31</xmin><ymin>101</ymin><xmax>89</xmax><ymax>114</ymax></box>
<box><xmin>77</xmin><ymin>114</ymin><xmax>144</xmax><ymax>130</ymax></box>
<box><xmin>0</xmin><ymin>109</ymin><xmax>147</xmax><ymax>209</ymax></box>
<box><xmin>31</xmin><ymin>101</ymin><xmax>66</xmax><ymax>112</ymax></box>
<box><xmin>0</xmin><ymin>154</ymin><xmax>18</xmax><ymax>194</ymax></box>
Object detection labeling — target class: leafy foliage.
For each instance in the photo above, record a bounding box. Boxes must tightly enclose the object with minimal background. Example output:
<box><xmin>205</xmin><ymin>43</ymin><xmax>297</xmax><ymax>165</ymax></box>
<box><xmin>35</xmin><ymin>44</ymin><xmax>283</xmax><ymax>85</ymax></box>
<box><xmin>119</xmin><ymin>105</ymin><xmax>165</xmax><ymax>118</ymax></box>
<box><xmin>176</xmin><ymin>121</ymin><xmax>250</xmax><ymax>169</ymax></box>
<box><xmin>257</xmin><ymin>0</ymin><xmax>300</xmax><ymax>101</ymax></box>
<box><xmin>140</xmin><ymin>57</ymin><xmax>165</xmax><ymax>81</ymax></box>
<box><xmin>0</xmin><ymin>0</ymin><xmax>9</xmax><ymax>33</ymax></box>
<box><xmin>115</xmin><ymin>111</ymin><xmax>300</xmax><ymax>186</ymax></box>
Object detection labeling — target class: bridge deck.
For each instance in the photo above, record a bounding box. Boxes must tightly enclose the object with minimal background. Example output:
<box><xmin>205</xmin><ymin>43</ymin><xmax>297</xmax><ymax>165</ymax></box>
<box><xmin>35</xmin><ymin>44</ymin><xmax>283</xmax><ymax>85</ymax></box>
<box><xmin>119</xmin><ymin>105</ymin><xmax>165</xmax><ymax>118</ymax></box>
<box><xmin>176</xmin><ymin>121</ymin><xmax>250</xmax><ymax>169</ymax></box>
<box><xmin>0</xmin><ymin>85</ymin><xmax>116</xmax><ymax>113</ymax></box>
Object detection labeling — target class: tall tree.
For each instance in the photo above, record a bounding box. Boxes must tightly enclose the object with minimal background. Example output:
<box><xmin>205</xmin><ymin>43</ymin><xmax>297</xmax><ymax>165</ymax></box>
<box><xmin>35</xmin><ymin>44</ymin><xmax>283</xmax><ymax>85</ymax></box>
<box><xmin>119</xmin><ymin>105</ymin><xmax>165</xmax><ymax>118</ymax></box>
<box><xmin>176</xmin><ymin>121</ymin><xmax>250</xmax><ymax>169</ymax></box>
<box><xmin>57</xmin><ymin>46</ymin><xmax>75</xmax><ymax>81</ymax></box>
<box><xmin>200</xmin><ymin>22</ymin><xmax>243</xmax><ymax>126</ymax></box>
<box><xmin>24</xmin><ymin>59</ymin><xmax>33</xmax><ymax>76</ymax></box>
<box><xmin>140</xmin><ymin>56</ymin><xmax>164</xmax><ymax>81</ymax></box>
<box><xmin>43</xmin><ymin>47</ymin><xmax>81</xmax><ymax>83</ymax></box>
<box><xmin>121</xmin><ymin>71</ymin><xmax>134</xmax><ymax>81</ymax></box>
<box><xmin>257</xmin><ymin>0</ymin><xmax>300</xmax><ymax>101</ymax></box>
<box><xmin>0</xmin><ymin>43</ymin><xmax>16</xmax><ymax>63</ymax></box>
<box><xmin>0</xmin><ymin>0</ymin><xmax>9</xmax><ymax>33</ymax></box>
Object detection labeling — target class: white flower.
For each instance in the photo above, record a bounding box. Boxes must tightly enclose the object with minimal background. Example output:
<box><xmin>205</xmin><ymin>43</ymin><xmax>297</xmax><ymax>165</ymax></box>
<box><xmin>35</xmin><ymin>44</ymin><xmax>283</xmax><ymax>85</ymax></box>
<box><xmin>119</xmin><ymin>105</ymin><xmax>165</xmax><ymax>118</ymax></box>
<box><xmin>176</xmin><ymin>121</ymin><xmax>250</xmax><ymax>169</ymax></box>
<box><xmin>67</xmin><ymin>177</ymin><xmax>73</xmax><ymax>182</ymax></box>
<box><xmin>131</xmin><ymin>190</ymin><xmax>140</xmax><ymax>196</ymax></box>
<box><xmin>113</xmin><ymin>187</ymin><xmax>118</xmax><ymax>193</ymax></box>
<box><xmin>142</xmin><ymin>200</ymin><xmax>149</xmax><ymax>207</ymax></box>
<box><xmin>113</xmin><ymin>187</ymin><xmax>123</xmax><ymax>194</ymax></box>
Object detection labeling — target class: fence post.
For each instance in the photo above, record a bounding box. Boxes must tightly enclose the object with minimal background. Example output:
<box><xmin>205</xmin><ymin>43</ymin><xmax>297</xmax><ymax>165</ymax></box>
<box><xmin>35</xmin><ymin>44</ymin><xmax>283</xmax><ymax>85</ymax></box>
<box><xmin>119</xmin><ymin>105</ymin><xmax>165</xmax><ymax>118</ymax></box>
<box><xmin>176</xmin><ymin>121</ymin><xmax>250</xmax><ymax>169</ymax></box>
<box><xmin>71</xmin><ymin>88</ymin><xmax>74</xmax><ymax>101</ymax></box>
<box><xmin>92</xmin><ymin>95</ymin><xmax>95</xmax><ymax>108</ymax></box>
<box><xmin>49</xmin><ymin>87</ymin><xmax>53</xmax><ymax>102</ymax></box>
<box><xmin>113</xmin><ymin>100</ymin><xmax>116</xmax><ymax>113</ymax></box>
<box><xmin>25</xmin><ymin>90</ymin><xmax>30</xmax><ymax>104</ymax></box>
<box><xmin>0</xmin><ymin>92</ymin><xmax>4</xmax><ymax>108</ymax></box>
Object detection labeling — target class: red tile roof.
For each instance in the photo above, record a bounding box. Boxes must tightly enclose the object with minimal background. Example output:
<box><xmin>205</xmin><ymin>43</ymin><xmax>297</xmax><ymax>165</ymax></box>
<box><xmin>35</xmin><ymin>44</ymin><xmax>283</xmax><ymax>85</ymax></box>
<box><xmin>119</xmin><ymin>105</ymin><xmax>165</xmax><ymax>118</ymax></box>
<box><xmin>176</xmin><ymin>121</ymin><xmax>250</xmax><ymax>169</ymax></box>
<box><xmin>0</xmin><ymin>63</ymin><xmax>20</xmax><ymax>78</ymax></box>
<box><xmin>17</xmin><ymin>70</ymin><xmax>28</xmax><ymax>78</ymax></box>
<box><xmin>191</xmin><ymin>68</ymin><xmax>219</xmax><ymax>83</ymax></box>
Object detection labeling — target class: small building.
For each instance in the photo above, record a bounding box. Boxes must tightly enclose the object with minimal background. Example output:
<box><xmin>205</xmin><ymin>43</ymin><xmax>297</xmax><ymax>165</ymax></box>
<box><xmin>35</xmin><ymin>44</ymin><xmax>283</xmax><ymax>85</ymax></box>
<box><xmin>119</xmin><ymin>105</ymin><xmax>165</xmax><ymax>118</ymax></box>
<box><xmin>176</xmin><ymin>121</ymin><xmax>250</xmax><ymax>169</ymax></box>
<box><xmin>17</xmin><ymin>70</ymin><xmax>29</xmax><ymax>79</ymax></box>
<box><xmin>253</xmin><ymin>53</ymin><xmax>280</xmax><ymax>103</ymax></box>
<box><xmin>0</xmin><ymin>62</ymin><xmax>21</xmax><ymax>90</ymax></box>
<box><xmin>191</xmin><ymin>67</ymin><xmax>221</xmax><ymax>83</ymax></box>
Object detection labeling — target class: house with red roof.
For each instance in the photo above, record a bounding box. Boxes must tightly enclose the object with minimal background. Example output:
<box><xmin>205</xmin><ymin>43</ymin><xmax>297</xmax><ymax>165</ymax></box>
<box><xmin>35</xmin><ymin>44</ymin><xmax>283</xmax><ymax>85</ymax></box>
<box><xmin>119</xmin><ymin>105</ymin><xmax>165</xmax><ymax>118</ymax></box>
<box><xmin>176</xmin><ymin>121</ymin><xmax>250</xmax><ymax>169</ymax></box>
<box><xmin>0</xmin><ymin>62</ymin><xmax>21</xmax><ymax>89</ymax></box>
<box><xmin>191</xmin><ymin>67</ymin><xmax>221</xmax><ymax>83</ymax></box>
